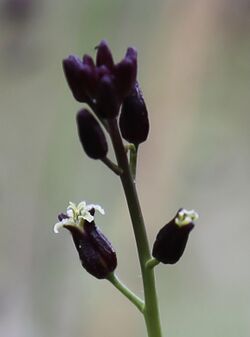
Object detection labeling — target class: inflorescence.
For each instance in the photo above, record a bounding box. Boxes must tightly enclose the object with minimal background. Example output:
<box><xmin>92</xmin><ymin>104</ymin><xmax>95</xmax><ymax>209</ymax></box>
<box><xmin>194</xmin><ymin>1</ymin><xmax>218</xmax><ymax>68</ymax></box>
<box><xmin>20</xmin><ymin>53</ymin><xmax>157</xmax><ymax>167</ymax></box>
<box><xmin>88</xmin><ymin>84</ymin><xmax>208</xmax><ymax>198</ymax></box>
<box><xmin>55</xmin><ymin>39</ymin><xmax>198</xmax><ymax>280</ymax></box>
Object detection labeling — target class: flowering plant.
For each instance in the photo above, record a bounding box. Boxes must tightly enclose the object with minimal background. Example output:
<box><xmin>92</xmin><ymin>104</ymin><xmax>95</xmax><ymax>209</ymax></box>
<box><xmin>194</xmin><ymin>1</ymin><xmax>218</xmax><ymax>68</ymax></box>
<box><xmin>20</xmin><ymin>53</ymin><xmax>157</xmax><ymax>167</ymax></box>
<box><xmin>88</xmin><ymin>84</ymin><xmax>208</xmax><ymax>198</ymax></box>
<box><xmin>55</xmin><ymin>40</ymin><xmax>198</xmax><ymax>337</ymax></box>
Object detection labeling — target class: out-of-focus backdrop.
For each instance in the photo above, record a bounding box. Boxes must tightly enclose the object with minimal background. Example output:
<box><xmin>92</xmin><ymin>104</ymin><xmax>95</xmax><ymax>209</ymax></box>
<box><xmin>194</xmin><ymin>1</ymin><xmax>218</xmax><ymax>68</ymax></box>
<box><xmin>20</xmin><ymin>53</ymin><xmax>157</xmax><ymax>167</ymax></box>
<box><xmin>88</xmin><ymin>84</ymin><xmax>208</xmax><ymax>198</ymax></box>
<box><xmin>1</xmin><ymin>0</ymin><xmax>250</xmax><ymax>336</ymax></box>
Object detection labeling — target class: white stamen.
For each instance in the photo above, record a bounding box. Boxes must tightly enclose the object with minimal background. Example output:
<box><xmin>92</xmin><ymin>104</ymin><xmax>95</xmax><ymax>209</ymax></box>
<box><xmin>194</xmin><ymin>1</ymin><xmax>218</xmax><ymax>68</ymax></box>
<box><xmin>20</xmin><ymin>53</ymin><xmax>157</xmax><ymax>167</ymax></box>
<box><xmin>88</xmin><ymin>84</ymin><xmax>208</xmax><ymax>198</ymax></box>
<box><xmin>54</xmin><ymin>201</ymin><xmax>105</xmax><ymax>233</ymax></box>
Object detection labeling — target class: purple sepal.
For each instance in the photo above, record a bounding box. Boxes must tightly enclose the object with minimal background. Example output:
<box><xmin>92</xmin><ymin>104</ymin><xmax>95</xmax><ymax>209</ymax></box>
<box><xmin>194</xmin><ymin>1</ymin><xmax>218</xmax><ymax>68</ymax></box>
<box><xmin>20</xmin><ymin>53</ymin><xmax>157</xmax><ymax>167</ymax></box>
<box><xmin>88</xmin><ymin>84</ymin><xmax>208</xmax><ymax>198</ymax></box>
<box><xmin>64</xmin><ymin>222</ymin><xmax>117</xmax><ymax>279</ymax></box>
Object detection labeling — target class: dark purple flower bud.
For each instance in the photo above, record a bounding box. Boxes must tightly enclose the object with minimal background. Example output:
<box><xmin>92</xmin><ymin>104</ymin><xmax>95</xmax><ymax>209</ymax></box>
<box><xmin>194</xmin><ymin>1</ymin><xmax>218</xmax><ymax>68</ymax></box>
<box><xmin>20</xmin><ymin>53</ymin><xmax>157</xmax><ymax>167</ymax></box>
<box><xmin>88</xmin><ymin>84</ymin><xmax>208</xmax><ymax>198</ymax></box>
<box><xmin>96</xmin><ymin>64</ymin><xmax>111</xmax><ymax>78</ymax></box>
<box><xmin>63</xmin><ymin>55</ymin><xmax>89</xmax><ymax>102</ymax></box>
<box><xmin>63</xmin><ymin>55</ymin><xmax>98</xmax><ymax>102</ymax></box>
<box><xmin>82</xmin><ymin>54</ymin><xmax>95</xmax><ymax>68</ymax></box>
<box><xmin>80</xmin><ymin>64</ymin><xmax>98</xmax><ymax>97</ymax></box>
<box><xmin>119</xmin><ymin>82</ymin><xmax>149</xmax><ymax>144</ymax></box>
<box><xmin>115</xmin><ymin>47</ymin><xmax>137</xmax><ymax>98</ymax></box>
<box><xmin>65</xmin><ymin>221</ymin><xmax>117</xmax><ymax>279</ymax></box>
<box><xmin>63</xmin><ymin>42</ymin><xmax>138</xmax><ymax>111</ymax></box>
<box><xmin>152</xmin><ymin>209</ymin><xmax>198</xmax><ymax>264</ymax></box>
<box><xmin>76</xmin><ymin>109</ymin><xmax>108</xmax><ymax>159</ymax></box>
<box><xmin>96</xmin><ymin>40</ymin><xmax>114</xmax><ymax>70</ymax></box>
<box><xmin>96</xmin><ymin>75</ymin><xmax>120</xmax><ymax>119</ymax></box>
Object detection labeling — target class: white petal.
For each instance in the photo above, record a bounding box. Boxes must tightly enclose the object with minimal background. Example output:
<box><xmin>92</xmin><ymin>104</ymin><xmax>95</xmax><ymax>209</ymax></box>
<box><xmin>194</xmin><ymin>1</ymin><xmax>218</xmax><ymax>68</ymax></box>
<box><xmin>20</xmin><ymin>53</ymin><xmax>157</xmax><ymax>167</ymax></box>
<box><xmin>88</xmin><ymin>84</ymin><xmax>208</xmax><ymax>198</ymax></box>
<box><xmin>82</xmin><ymin>211</ymin><xmax>94</xmax><ymax>223</ymax></box>
<box><xmin>54</xmin><ymin>222</ymin><xmax>63</xmax><ymax>234</ymax></box>
<box><xmin>61</xmin><ymin>218</ymin><xmax>72</xmax><ymax>225</ymax></box>
<box><xmin>191</xmin><ymin>210</ymin><xmax>199</xmax><ymax>221</ymax></box>
<box><xmin>53</xmin><ymin>218</ymin><xmax>75</xmax><ymax>233</ymax></box>
<box><xmin>86</xmin><ymin>204</ymin><xmax>105</xmax><ymax>215</ymax></box>
<box><xmin>66</xmin><ymin>209</ymin><xmax>74</xmax><ymax>218</ymax></box>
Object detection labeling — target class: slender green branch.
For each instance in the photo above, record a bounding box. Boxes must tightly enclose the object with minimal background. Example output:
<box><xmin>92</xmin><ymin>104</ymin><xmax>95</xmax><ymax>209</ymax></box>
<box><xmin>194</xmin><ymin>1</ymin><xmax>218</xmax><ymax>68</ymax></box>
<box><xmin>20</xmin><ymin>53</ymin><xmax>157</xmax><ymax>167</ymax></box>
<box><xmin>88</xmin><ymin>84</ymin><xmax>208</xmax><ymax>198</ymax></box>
<box><xmin>146</xmin><ymin>258</ymin><xmax>160</xmax><ymax>269</ymax></box>
<box><xmin>108</xmin><ymin>118</ymin><xmax>163</xmax><ymax>337</ymax></box>
<box><xmin>101</xmin><ymin>157</ymin><xmax>123</xmax><ymax>175</ymax></box>
<box><xmin>107</xmin><ymin>273</ymin><xmax>145</xmax><ymax>313</ymax></box>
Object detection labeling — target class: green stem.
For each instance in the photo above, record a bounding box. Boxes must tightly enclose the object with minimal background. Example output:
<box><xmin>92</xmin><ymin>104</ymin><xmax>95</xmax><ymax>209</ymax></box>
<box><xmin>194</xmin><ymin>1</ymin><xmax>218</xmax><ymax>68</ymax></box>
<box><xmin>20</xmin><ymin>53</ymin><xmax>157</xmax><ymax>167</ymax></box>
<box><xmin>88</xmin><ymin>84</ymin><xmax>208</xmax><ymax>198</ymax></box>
<box><xmin>101</xmin><ymin>157</ymin><xmax>123</xmax><ymax>175</ymax></box>
<box><xmin>108</xmin><ymin>119</ymin><xmax>163</xmax><ymax>337</ymax></box>
<box><xmin>146</xmin><ymin>258</ymin><xmax>160</xmax><ymax>269</ymax></box>
<box><xmin>107</xmin><ymin>273</ymin><xmax>145</xmax><ymax>313</ymax></box>
<box><xmin>129</xmin><ymin>144</ymin><xmax>138</xmax><ymax>179</ymax></box>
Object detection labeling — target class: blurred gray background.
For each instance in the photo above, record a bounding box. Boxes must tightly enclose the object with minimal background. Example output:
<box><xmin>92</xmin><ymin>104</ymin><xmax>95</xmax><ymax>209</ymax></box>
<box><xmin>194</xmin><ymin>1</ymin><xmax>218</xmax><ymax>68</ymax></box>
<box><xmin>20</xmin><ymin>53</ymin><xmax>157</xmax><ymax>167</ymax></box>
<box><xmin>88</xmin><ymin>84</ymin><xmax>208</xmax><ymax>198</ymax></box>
<box><xmin>1</xmin><ymin>0</ymin><xmax>250</xmax><ymax>336</ymax></box>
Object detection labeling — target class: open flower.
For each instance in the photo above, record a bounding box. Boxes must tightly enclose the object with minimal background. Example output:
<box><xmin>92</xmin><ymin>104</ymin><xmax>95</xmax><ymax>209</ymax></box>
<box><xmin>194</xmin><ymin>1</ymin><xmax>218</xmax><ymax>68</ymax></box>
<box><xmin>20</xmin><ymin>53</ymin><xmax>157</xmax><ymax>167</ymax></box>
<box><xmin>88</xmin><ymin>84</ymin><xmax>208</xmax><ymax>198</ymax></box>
<box><xmin>54</xmin><ymin>201</ymin><xmax>117</xmax><ymax>279</ymax></box>
<box><xmin>54</xmin><ymin>201</ymin><xmax>105</xmax><ymax>234</ymax></box>
<box><xmin>152</xmin><ymin>209</ymin><xmax>198</xmax><ymax>264</ymax></box>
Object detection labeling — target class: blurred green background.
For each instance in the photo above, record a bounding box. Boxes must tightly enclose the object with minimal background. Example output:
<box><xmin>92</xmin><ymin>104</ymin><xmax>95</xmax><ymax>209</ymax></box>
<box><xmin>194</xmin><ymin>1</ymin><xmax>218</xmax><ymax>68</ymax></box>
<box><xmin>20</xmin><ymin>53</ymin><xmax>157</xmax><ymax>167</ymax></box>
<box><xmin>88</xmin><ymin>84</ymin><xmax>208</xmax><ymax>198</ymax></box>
<box><xmin>1</xmin><ymin>0</ymin><xmax>250</xmax><ymax>336</ymax></box>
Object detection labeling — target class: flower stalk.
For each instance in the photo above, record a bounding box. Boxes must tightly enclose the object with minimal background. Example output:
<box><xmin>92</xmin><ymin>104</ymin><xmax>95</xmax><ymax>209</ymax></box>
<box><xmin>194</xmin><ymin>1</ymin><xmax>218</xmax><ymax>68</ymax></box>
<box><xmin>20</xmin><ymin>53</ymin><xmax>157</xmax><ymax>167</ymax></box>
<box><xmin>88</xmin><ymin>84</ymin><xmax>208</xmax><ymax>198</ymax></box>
<box><xmin>101</xmin><ymin>157</ymin><xmax>123</xmax><ymax>176</ymax></box>
<box><xmin>107</xmin><ymin>273</ymin><xmax>145</xmax><ymax>313</ymax></box>
<box><xmin>108</xmin><ymin>118</ymin><xmax>163</xmax><ymax>337</ymax></box>
<box><xmin>57</xmin><ymin>40</ymin><xmax>199</xmax><ymax>337</ymax></box>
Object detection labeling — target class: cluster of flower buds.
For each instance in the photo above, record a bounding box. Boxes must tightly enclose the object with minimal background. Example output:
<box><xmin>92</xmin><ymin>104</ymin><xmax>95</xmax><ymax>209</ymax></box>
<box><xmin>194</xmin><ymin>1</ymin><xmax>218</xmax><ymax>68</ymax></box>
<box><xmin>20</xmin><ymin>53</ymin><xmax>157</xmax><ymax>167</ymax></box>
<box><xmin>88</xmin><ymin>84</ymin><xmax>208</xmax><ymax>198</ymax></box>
<box><xmin>63</xmin><ymin>40</ymin><xmax>149</xmax><ymax>160</ymax></box>
<box><xmin>152</xmin><ymin>209</ymin><xmax>198</xmax><ymax>264</ymax></box>
<box><xmin>54</xmin><ymin>202</ymin><xmax>117</xmax><ymax>279</ymax></box>
<box><xmin>63</xmin><ymin>40</ymin><xmax>137</xmax><ymax>117</ymax></box>
<box><xmin>58</xmin><ymin>42</ymin><xmax>198</xmax><ymax>280</ymax></box>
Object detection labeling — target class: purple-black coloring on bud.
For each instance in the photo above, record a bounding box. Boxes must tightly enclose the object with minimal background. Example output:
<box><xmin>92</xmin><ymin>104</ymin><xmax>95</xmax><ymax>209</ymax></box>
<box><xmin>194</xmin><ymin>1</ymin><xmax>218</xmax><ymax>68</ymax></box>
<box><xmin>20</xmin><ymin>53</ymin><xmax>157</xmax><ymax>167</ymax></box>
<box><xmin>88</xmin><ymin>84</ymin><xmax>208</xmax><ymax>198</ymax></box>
<box><xmin>152</xmin><ymin>209</ymin><xmax>198</xmax><ymax>264</ymax></box>
<box><xmin>96</xmin><ymin>75</ymin><xmax>120</xmax><ymax>118</ymax></box>
<box><xmin>63</xmin><ymin>41</ymin><xmax>137</xmax><ymax>119</ymax></box>
<box><xmin>114</xmin><ymin>47</ymin><xmax>137</xmax><ymax>98</ymax></box>
<box><xmin>63</xmin><ymin>55</ymin><xmax>89</xmax><ymax>103</ymax></box>
<box><xmin>96</xmin><ymin>40</ymin><xmax>114</xmax><ymax>70</ymax></box>
<box><xmin>76</xmin><ymin>109</ymin><xmax>108</xmax><ymax>159</ymax></box>
<box><xmin>64</xmin><ymin>221</ymin><xmax>117</xmax><ymax>279</ymax></box>
<box><xmin>119</xmin><ymin>82</ymin><xmax>149</xmax><ymax>144</ymax></box>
